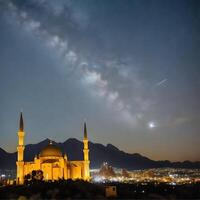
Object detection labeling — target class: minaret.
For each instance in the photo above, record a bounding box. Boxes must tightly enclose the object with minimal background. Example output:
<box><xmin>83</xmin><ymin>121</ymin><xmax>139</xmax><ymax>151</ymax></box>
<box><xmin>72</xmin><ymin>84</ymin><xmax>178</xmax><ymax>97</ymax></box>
<box><xmin>16</xmin><ymin>112</ymin><xmax>25</xmax><ymax>184</ymax></box>
<box><xmin>83</xmin><ymin>122</ymin><xmax>90</xmax><ymax>180</ymax></box>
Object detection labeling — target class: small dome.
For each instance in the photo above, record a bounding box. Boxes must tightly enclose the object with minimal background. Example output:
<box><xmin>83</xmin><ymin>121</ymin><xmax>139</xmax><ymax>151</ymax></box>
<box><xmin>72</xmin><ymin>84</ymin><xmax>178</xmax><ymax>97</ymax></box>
<box><xmin>40</xmin><ymin>142</ymin><xmax>62</xmax><ymax>157</ymax></box>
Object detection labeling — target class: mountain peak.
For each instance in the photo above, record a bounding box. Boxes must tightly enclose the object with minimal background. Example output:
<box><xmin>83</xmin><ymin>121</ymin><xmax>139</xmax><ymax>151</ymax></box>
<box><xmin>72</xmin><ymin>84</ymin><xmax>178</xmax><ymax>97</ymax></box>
<box><xmin>106</xmin><ymin>143</ymin><xmax>119</xmax><ymax>151</ymax></box>
<box><xmin>64</xmin><ymin>138</ymin><xmax>81</xmax><ymax>144</ymax></box>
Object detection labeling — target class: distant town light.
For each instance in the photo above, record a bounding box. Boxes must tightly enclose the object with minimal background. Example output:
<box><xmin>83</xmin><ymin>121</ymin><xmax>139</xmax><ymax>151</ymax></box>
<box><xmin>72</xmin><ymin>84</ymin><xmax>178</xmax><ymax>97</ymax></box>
<box><xmin>93</xmin><ymin>176</ymin><xmax>105</xmax><ymax>183</ymax></box>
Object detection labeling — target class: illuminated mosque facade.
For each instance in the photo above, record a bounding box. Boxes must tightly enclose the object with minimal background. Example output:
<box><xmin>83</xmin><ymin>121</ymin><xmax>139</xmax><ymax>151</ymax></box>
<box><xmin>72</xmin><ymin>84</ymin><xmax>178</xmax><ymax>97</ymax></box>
<box><xmin>16</xmin><ymin>113</ymin><xmax>90</xmax><ymax>184</ymax></box>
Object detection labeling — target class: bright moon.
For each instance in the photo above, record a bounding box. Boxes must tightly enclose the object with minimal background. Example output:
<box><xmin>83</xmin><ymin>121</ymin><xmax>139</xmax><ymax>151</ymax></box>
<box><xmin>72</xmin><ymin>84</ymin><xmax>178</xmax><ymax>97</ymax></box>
<box><xmin>148</xmin><ymin>122</ymin><xmax>156</xmax><ymax>129</ymax></box>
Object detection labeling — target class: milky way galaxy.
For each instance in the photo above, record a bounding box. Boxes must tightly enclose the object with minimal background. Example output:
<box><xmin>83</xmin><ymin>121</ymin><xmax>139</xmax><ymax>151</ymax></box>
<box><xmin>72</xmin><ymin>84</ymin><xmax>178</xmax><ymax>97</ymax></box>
<box><xmin>0</xmin><ymin>0</ymin><xmax>199</xmax><ymax>161</ymax></box>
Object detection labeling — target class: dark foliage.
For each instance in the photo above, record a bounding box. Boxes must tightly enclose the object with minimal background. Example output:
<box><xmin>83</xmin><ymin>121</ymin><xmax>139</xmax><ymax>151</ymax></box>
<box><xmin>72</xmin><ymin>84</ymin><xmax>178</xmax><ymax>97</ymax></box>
<box><xmin>0</xmin><ymin>180</ymin><xmax>105</xmax><ymax>199</ymax></box>
<box><xmin>0</xmin><ymin>181</ymin><xmax>200</xmax><ymax>199</ymax></box>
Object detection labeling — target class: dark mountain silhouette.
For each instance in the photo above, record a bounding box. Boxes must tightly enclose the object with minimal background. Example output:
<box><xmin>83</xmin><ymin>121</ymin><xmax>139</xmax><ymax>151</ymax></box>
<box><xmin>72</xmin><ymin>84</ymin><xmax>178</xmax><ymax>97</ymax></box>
<box><xmin>0</xmin><ymin>138</ymin><xmax>199</xmax><ymax>170</ymax></box>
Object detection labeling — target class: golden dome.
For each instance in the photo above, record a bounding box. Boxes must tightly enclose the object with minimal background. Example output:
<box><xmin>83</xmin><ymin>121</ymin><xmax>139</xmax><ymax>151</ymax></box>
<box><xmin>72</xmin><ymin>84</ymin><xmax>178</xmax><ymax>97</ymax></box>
<box><xmin>40</xmin><ymin>142</ymin><xmax>62</xmax><ymax>157</ymax></box>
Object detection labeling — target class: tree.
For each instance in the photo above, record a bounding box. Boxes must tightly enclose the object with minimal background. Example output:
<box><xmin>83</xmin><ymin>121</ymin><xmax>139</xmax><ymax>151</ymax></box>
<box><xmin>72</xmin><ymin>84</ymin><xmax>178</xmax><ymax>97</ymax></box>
<box><xmin>24</xmin><ymin>170</ymin><xmax>44</xmax><ymax>184</ymax></box>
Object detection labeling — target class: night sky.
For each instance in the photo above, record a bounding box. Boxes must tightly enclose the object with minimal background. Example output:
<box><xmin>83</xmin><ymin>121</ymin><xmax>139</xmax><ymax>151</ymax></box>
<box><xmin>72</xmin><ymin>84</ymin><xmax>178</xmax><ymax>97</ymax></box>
<box><xmin>0</xmin><ymin>0</ymin><xmax>199</xmax><ymax>161</ymax></box>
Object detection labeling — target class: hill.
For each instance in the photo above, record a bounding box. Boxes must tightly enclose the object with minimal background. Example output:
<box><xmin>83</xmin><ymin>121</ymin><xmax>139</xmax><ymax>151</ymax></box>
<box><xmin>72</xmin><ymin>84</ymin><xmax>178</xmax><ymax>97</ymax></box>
<box><xmin>0</xmin><ymin>138</ymin><xmax>199</xmax><ymax>170</ymax></box>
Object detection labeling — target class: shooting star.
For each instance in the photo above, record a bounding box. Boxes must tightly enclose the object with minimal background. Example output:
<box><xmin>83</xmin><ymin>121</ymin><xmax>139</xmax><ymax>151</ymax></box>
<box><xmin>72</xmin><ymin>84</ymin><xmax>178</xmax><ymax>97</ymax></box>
<box><xmin>156</xmin><ymin>78</ymin><xmax>168</xmax><ymax>86</ymax></box>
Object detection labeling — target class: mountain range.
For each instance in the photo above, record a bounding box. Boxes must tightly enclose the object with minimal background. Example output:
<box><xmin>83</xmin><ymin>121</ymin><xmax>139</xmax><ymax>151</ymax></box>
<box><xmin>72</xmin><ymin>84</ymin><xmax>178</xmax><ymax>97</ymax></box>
<box><xmin>0</xmin><ymin>138</ymin><xmax>199</xmax><ymax>170</ymax></box>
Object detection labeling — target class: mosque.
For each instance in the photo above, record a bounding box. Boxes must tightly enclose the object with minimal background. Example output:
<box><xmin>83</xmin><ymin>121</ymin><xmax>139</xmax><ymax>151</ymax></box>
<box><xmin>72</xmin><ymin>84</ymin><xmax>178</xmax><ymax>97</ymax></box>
<box><xmin>16</xmin><ymin>113</ymin><xmax>90</xmax><ymax>184</ymax></box>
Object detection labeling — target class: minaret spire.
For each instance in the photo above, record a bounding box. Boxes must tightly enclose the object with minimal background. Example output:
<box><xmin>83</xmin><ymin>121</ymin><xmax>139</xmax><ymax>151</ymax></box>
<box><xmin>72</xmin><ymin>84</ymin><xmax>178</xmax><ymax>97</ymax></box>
<box><xmin>84</xmin><ymin>122</ymin><xmax>88</xmax><ymax>139</ymax></box>
<box><xmin>19</xmin><ymin>112</ymin><xmax>24</xmax><ymax>132</ymax></box>
<box><xmin>17</xmin><ymin>112</ymin><xmax>25</xmax><ymax>184</ymax></box>
<box><xmin>83</xmin><ymin>121</ymin><xmax>90</xmax><ymax>180</ymax></box>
